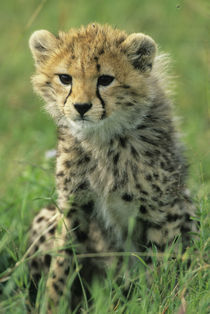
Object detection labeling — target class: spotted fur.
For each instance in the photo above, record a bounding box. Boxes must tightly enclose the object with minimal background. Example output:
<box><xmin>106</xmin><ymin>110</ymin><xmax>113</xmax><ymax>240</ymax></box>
<box><xmin>28</xmin><ymin>23</ymin><xmax>197</xmax><ymax>310</ymax></box>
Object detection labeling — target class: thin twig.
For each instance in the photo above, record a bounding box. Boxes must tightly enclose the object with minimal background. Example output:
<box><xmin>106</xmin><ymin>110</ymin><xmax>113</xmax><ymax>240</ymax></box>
<box><xmin>26</xmin><ymin>0</ymin><xmax>48</xmax><ymax>29</ymax></box>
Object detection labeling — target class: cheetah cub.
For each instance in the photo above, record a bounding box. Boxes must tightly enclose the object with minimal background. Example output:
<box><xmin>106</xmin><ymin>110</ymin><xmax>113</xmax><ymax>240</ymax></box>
<box><xmin>28</xmin><ymin>23</ymin><xmax>197</xmax><ymax>310</ymax></box>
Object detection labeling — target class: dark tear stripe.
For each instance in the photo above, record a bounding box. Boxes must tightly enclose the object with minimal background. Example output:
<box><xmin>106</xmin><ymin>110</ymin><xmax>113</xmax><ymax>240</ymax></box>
<box><xmin>64</xmin><ymin>85</ymin><xmax>72</xmax><ymax>105</ymax></box>
<box><xmin>96</xmin><ymin>84</ymin><xmax>106</xmax><ymax>119</ymax></box>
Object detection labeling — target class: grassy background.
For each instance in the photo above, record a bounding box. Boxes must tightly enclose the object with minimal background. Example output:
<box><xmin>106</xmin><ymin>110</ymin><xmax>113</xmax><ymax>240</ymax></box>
<box><xmin>0</xmin><ymin>0</ymin><xmax>209</xmax><ymax>313</ymax></box>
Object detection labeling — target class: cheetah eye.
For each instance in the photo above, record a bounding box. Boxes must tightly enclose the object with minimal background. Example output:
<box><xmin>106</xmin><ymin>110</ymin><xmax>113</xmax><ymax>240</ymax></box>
<box><xmin>98</xmin><ymin>75</ymin><xmax>114</xmax><ymax>87</ymax></box>
<box><xmin>58</xmin><ymin>74</ymin><xmax>72</xmax><ymax>85</ymax></box>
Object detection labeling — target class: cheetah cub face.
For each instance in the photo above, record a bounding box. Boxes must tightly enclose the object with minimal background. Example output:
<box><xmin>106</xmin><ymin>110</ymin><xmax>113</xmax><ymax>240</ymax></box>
<box><xmin>29</xmin><ymin>24</ymin><xmax>157</xmax><ymax>138</ymax></box>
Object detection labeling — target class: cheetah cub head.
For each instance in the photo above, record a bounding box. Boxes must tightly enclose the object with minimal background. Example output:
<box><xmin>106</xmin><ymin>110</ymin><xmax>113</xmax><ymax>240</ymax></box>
<box><xmin>29</xmin><ymin>23</ymin><xmax>161</xmax><ymax>139</ymax></box>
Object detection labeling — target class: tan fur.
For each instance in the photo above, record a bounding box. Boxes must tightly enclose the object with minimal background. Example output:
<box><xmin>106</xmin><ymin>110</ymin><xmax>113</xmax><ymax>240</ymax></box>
<box><xmin>28</xmin><ymin>23</ymin><xmax>197</xmax><ymax>311</ymax></box>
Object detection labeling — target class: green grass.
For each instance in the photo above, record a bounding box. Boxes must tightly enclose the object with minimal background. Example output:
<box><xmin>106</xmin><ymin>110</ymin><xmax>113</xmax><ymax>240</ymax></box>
<box><xmin>0</xmin><ymin>0</ymin><xmax>209</xmax><ymax>313</ymax></box>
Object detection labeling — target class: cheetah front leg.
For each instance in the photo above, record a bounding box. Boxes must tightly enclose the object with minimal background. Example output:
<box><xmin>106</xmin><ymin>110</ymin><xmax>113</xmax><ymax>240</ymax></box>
<box><xmin>44</xmin><ymin>133</ymin><xmax>98</xmax><ymax>310</ymax></box>
<box><xmin>28</xmin><ymin>196</ymin><xmax>95</xmax><ymax>312</ymax></box>
<box><xmin>45</xmin><ymin>194</ymin><xmax>95</xmax><ymax>311</ymax></box>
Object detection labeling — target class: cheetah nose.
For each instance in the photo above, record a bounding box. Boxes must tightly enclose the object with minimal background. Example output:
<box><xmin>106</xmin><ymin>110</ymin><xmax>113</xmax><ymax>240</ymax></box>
<box><xmin>74</xmin><ymin>103</ymin><xmax>92</xmax><ymax>117</ymax></box>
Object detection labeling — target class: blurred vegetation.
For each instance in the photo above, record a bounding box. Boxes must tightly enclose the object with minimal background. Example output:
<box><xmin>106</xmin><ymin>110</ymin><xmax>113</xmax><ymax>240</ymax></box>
<box><xmin>0</xmin><ymin>0</ymin><xmax>209</xmax><ymax>313</ymax></box>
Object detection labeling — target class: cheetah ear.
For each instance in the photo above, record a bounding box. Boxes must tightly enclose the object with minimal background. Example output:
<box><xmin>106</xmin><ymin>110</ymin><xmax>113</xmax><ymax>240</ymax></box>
<box><xmin>29</xmin><ymin>30</ymin><xmax>58</xmax><ymax>66</ymax></box>
<box><xmin>122</xmin><ymin>33</ymin><xmax>157</xmax><ymax>72</ymax></box>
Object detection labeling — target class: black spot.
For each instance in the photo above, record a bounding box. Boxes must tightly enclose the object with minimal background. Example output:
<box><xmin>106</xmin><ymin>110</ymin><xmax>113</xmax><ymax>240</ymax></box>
<box><xmin>96</xmin><ymin>64</ymin><xmax>101</xmax><ymax>71</ymax></box>
<box><xmin>113</xmin><ymin>153</ymin><xmax>120</xmax><ymax>164</ymax></box>
<box><xmin>49</xmin><ymin>226</ymin><xmax>56</xmax><ymax>234</ymax></box>
<box><xmin>84</xmin><ymin>155</ymin><xmax>91</xmax><ymax>162</ymax></box>
<box><xmin>136</xmin><ymin>183</ymin><xmax>142</xmax><ymax>190</ymax></box>
<box><xmin>122</xmin><ymin>193</ymin><xmax>133</xmax><ymax>202</ymax></box>
<box><xmin>137</xmin><ymin>124</ymin><xmax>147</xmax><ymax>130</ymax></box>
<box><xmin>53</xmin><ymin>283</ymin><xmax>62</xmax><ymax>296</ymax></box>
<box><xmin>39</xmin><ymin>235</ymin><xmax>45</xmax><ymax>243</ymax></box>
<box><xmin>99</xmin><ymin>48</ymin><xmax>104</xmax><ymax>55</ymax></box>
<box><xmin>145</xmin><ymin>256</ymin><xmax>152</xmax><ymax>264</ymax></box>
<box><xmin>185</xmin><ymin>213</ymin><xmax>191</xmax><ymax>222</ymax></box>
<box><xmin>65</xmin><ymin>248</ymin><xmax>73</xmax><ymax>256</ymax></box>
<box><xmin>141</xmin><ymin>190</ymin><xmax>148</xmax><ymax>195</ymax></box>
<box><xmin>59</xmin><ymin>278</ymin><xmax>65</xmax><ymax>284</ymax></box>
<box><xmin>181</xmin><ymin>226</ymin><xmax>191</xmax><ymax>233</ymax></box>
<box><xmin>34</xmin><ymin>245</ymin><xmax>39</xmax><ymax>252</ymax></box>
<box><xmin>76</xmin><ymin>182</ymin><xmax>88</xmax><ymax>191</ymax></box>
<box><xmin>29</xmin><ymin>273</ymin><xmax>41</xmax><ymax>305</ymax></box>
<box><xmin>36</xmin><ymin>216</ymin><xmax>44</xmax><ymax>223</ymax></box>
<box><xmin>44</xmin><ymin>254</ymin><xmax>51</xmax><ymax>267</ymax></box>
<box><xmin>119</xmin><ymin>136</ymin><xmax>127</xmax><ymax>148</ymax></box>
<box><xmin>31</xmin><ymin>260</ymin><xmax>39</xmax><ymax>269</ymax></box>
<box><xmin>94</xmin><ymin>56</ymin><xmax>98</xmax><ymax>62</ymax></box>
<box><xmin>33</xmin><ymin>273</ymin><xmax>41</xmax><ymax>283</ymax></box>
<box><xmin>65</xmin><ymin>160</ymin><xmax>71</xmax><ymax>168</ymax></box>
<box><xmin>139</xmin><ymin>205</ymin><xmax>147</xmax><ymax>214</ymax></box>
<box><xmin>67</xmin><ymin>208</ymin><xmax>77</xmax><ymax>218</ymax></box>
<box><xmin>167</xmin><ymin>214</ymin><xmax>182</xmax><ymax>222</ymax></box>
<box><xmin>77</xmin><ymin>155</ymin><xmax>90</xmax><ymax>165</ymax></box>
<box><xmin>65</xmin><ymin>266</ymin><xmax>70</xmax><ymax>275</ymax></box>
<box><xmin>72</xmin><ymin>220</ymin><xmax>80</xmax><ymax>230</ymax></box>
<box><xmin>57</xmin><ymin>171</ymin><xmax>64</xmax><ymax>177</ymax></box>
<box><xmin>75</xmin><ymin>229</ymin><xmax>88</xmax><ymax>242</ymax></box>
<box><xmin>81</xmin><ymin>201</ymin><xmax>94</xmax><ymax>214</ymax></box>
<box><xmin>146</xmin><ymin>174</ymin><xmax>152</xmax><ymax>181</ymax></box>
